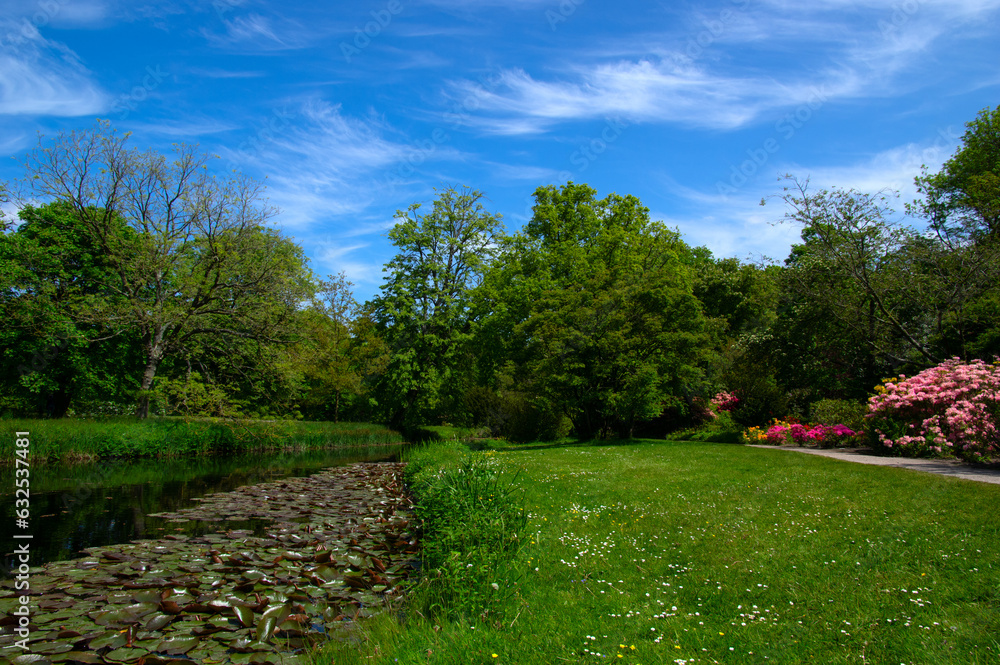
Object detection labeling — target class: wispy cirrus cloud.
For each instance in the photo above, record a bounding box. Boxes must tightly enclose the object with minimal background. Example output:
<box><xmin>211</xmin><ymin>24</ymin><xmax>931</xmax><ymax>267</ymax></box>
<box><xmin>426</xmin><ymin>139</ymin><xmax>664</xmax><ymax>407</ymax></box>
<box><xmin>446</xmin><ymin>60</ymin><xmax>859</xmax><ymax>135</ymax></box>
<box><xmin>190</xmin><ymin>67</ymin><xmax>266</xmax><ymax>79</ymax></box>
<box><xmin>217</xmin><ymin>99</ymin><xmax>464</xmax><ymax>227</ymax></box>
<box><xmin>0</xmin><ymin>21</ymin><xmax>107</xmax><ymax>117</ymax></box>
<box><xmin>442</xmin><ymin>0</ymin><xmax>1000</xmax><ymax>137</ymax></box>
<box><xmin>201</xmin><ymin>13</ymin><xmax>318</xmax><ymax>50</ymax></box>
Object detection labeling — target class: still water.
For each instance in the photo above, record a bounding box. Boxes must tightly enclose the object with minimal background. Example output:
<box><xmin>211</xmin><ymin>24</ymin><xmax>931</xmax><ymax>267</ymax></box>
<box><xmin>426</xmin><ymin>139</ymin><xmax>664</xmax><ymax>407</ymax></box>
<box><xmin>0</xmin><ymin>445</ymin><xmax>409</xmax><ymax>574</ymax></box>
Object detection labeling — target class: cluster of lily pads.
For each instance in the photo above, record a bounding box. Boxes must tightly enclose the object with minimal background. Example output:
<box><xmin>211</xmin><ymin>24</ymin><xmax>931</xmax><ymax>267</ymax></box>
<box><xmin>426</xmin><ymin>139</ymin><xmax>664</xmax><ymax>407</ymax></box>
<box><xmin>0</xmin><ymin>463</ymin><xmax>417</xmax><ymax>665</ymax></box>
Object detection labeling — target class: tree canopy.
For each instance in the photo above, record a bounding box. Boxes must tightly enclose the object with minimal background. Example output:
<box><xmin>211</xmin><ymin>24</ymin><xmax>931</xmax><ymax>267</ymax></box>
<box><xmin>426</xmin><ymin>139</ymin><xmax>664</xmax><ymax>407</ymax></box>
<box><xmin>3</xmin><ymin>106</ymin><xmax>999</xmax><ymax>438</ymax></box>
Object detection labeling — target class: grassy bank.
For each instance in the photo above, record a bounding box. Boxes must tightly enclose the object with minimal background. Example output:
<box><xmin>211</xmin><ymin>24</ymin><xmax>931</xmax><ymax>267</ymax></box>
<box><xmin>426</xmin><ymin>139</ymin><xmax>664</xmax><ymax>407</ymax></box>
<box><xmin>317</xmin><ymin>439</ymin><xmax>1000</xmax><ymax>664</ymax></box>
<box><xmin>2</xmin><ymin>417</ymin><xmax>403</xmax><ymax>464</ymax></box>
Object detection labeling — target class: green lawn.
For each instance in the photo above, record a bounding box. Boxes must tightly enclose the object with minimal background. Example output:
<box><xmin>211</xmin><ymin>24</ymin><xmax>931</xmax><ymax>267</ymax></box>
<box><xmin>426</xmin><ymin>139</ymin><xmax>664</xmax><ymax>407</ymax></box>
<box><xmin>320</xmin><ymin>440</ymin><xmax>1000</xmax><ymax>664</ymax></box>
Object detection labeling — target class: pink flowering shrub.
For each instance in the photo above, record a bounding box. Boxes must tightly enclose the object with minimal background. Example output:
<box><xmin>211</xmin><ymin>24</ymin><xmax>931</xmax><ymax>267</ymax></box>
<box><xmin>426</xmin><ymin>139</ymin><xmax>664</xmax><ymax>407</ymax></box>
<box><xmin>711</xmin><ymin>391</ymin><xmax>740</xmax><ymax>412</ymax></box>
<box><xmin>866</xmin><ymin>358</ymin><xmax>1000</xmax><ymax>462</ymax></box>
<box><xmin>759</xmin><ymin>419</ymin><xmax>858</xmax><ymax>447</ymax></box>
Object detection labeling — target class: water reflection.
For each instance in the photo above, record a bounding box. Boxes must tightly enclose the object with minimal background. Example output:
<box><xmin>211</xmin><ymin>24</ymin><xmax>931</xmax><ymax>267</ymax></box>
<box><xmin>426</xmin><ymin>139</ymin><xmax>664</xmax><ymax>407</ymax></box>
<box><xmin>0</xmin><ymin>445</ymin><xmax>409</xmax><ymax>574</ymax></box>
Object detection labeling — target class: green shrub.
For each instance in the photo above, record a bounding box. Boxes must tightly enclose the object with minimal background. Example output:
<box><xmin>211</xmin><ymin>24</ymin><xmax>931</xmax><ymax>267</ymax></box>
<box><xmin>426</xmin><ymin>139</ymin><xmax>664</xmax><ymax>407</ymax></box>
<box><xmin>665</xmin><ymin>410</ymin><xmax>743</xmax><ymax>443</ymax></box>
<box><xmin>404</xmin><ymin>443</ymin><xmax>527</xmax><ymax>620</ymax></box>
<box><xmin>810</xmin><ymin>398</ymin><xmax>867</xmax><ymax>432</ymax></box>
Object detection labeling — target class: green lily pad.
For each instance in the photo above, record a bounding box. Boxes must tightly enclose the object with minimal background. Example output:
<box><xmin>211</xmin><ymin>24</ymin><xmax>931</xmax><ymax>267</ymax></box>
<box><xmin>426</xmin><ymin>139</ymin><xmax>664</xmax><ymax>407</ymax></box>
<box><xmin>156</xmin><ymin>636</ymin><xmax>200</xmax><ymax>655</ymax></box>
<box><xmin>233</xmin><ymin>605</ymin><xmax>255</xmax><ymax>627</ymax></box>
<box><xmin>255</xmin><ymin>604</ymin><xmax>290</xmax><ymax>643</ymax></box>
<box><xmin>50</xmin><ymin>652</ymin><xmax>103</xmax><ymax>664</ymax></box>
<box><xmin>87</xmin><ymin>633</ymin><xmax>128</xmax><ymax>651</ymax></box>
<box><xmin>143</xmin><ymin>614</ymin><xmax>173</xmax><ymax>631</ymax></box>
<box><xmin>103</xmin><ymin>647</ymin><xmax>149</xmax><ymax>663</ymax></box>
<box><xmin>12</xmin><ymin>655</ymin><xmax>53</xmax><ymax>665</ymax></box>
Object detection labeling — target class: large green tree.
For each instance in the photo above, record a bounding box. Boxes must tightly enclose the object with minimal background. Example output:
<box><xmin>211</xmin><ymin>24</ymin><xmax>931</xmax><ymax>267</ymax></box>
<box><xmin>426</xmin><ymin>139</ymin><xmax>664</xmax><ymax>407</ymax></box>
<box><xmin>22</xmin><ymin>122</ymin><xmax>313</xmax><ymax>417</ymax></box>
<box><xmin>480</xmin><ymin>183</ymin><xmax>708</xmax><ymax>439</ymax></box>
<box><xmin>369</xmin><ymin>186</ymin><xmax>505</xmax><ymax>428</ymax></box>
<box><xmin>0</xmin><ymin>201</ymin><xmax>140</xmax><ymax>416</ymax></box>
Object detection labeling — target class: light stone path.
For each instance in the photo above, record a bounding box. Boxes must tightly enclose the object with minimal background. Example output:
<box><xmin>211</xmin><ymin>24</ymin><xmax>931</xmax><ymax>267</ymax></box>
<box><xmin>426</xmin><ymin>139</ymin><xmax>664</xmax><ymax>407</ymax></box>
<box><xmin>747</xmin><ymin>445</ymin><xmax>1000</xmax><ymax>485</ymax></box>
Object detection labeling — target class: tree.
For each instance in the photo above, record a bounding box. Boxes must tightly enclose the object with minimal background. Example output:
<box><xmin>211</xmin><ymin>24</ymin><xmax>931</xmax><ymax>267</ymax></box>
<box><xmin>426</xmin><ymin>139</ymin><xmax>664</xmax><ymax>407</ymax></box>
<box><xmin>773</xmin><ymin>175</ymin><xmax>1000</xmax><ymax>380</ymax></box>
<box><xmin>911</xmin><ymin>105</ymin><xmax>1000</xmax><ymax>360</ymax></box>
<box><xmin>0</xmin><ymin>182</ymin><xmax>10</xmax><ymax>232</ymax></box>
<box><xmin>480</xmin><ymin>183</ymin><xmax>708</xmax><ymax>439</ymax></box>
<box><xmin>369</xmin><ymin>186</ymin><xmax>505</xmax><ymax>428</ymax></box>
<box><xmin>690</xmin><ymin>253</ymin><xmax>779</xmax><ymax>338</ymax></box>
<box><xmin>770</xmin><ymin>176</ymin><xmax>941</xmax><ymax>371</ymax></box>
<box><xmin>915</xmin><ymin>104</ymin><xmax>1000</xmax><ymax>241</ymax></box>
<box><xmin>22</xmin><ymin>122</ymin><xmax>313</xmax><ymax>417</ymax></box>
<box><xmin>0</xmin><ymin>201</ymin><xmax>140</xmax><ymax>416</ymax></box>
<box><xmin>285</xmin><ymin>273</ymin><xmax>389</xmax><ymax>422</ymax></box>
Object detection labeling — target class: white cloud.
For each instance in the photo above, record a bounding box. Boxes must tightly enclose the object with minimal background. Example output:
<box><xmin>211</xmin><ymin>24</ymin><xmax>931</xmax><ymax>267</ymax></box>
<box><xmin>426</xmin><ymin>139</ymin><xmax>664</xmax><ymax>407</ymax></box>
<box><xmin>441</xmin><ymin>0</ymin><xmax>1000</xmax><ymax>135</ymax></box>
<box><xmin>215</xmin><ymin>99</ymin><xmax>462</xmax><ymax>232</ymax></box>
<box><xmin>784</xmin><ymin>136</ymin><xmax>960</xmax><ymax>206</ymax></box>
<box><xmin>0</xmin><ymin>130</ymin><xmax>30</xmax><ymax>156</ymax></box>
<box><xmin>663</xmin><ymin>132</ymin><xmax>964</xmax><ymax>262</ymax></box>
<box><xmin>446</xmin><ymin>60</ymin><xmax>862</xmax><ymax>135</ymax></box>
<box><xmin>307</xmin><ymin>234</ymin><xmax>392</xmax><ymax>286</ymax></box>
<box><xmin>210</xmin><ymin>100</ymin><xmax>474</xmax><ymax>284</ymax></box>
<box><xmin>666</xmin><ymin>204</ymin><xmax>803</xmax><ymax>264</ymax></box>
<box><xmin>201</xmin><ymin>13</ymin><xmax>317</xmax><ymax>50</ymax></box>
<box><xmin>2</xmin><ymin>0</ymin><xmax>111</xmax><ymax>29</ymax></box>
<box><xmin>0</xmin><ymin>26</ymin><xmax>107</xmax><ymax>116</ymax></box>
<box><xmin>189</xmin><ymin>67</ymin><xmax>266</xmax><ymax>79</ymax></box>
<box><xmin>486</xmin><ymin>161</ymin><xmax>566</xmax><ymax>183</ymax></box>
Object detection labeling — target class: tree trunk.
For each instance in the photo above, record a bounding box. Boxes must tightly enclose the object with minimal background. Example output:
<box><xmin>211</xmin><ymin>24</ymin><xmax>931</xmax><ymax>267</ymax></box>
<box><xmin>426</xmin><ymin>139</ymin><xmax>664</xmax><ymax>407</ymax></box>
<box><xmin>135</xmin><ymin>329</ymin><xmax>167</xmax><ymax>419</ymax></box>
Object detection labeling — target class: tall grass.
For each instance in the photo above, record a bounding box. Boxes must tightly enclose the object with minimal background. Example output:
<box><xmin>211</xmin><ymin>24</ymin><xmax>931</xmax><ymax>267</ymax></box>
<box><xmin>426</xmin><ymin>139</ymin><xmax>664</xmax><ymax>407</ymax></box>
<box><xmin>401</xmin><ymin>441</ymin><xmax>528</xmax><ymax>621</ymax></box>
<box><xmin>1</xmin><ymin>417</ymin><xmax>403</xmax><ymax>464</ymax></box>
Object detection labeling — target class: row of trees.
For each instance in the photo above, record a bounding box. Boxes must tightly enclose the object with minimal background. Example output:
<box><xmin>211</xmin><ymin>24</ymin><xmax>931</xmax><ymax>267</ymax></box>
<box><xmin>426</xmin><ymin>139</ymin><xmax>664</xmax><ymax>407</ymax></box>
<box><xmin>2</xmin><ymin>106</ymin><xmax>998</xmax><ymax>438</ymax></box>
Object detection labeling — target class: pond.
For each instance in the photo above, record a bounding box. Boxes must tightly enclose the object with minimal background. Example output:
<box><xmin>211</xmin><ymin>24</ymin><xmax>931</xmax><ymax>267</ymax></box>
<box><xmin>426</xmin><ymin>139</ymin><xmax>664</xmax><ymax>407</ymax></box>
<box><xmin>1</xmin><ymin>451</ymin><xmax>418</xmax><ymax>663</ymax></box>
<box><xmin>0</xmin><ymin>444</ymin><xmax>410</xmax><ymax>575</ymax></box>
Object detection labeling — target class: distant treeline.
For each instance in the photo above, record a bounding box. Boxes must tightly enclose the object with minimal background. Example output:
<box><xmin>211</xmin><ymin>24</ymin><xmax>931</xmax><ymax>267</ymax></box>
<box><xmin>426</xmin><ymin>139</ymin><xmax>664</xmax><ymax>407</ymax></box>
<box><xmin>2</xmin><ymin>106</ymin><xmax>998</xmax><ymax>440</ymax></box>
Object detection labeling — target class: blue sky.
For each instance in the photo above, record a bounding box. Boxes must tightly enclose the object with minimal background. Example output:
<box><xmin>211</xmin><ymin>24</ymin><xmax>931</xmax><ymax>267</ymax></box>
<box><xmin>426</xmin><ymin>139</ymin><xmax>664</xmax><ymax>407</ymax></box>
<box><xmin>2</xmin><ymin>0</ymin><xmax>998</xmax><ymax>301</ymax></box>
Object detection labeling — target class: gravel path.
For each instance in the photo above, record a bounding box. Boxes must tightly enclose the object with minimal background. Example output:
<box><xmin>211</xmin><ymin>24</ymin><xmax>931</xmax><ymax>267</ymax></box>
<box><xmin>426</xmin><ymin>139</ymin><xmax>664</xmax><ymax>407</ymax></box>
<box><xmin>748</xmin><ymin>445</ymin><xmax>1000</xmax><ymax>485</ymax></box>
